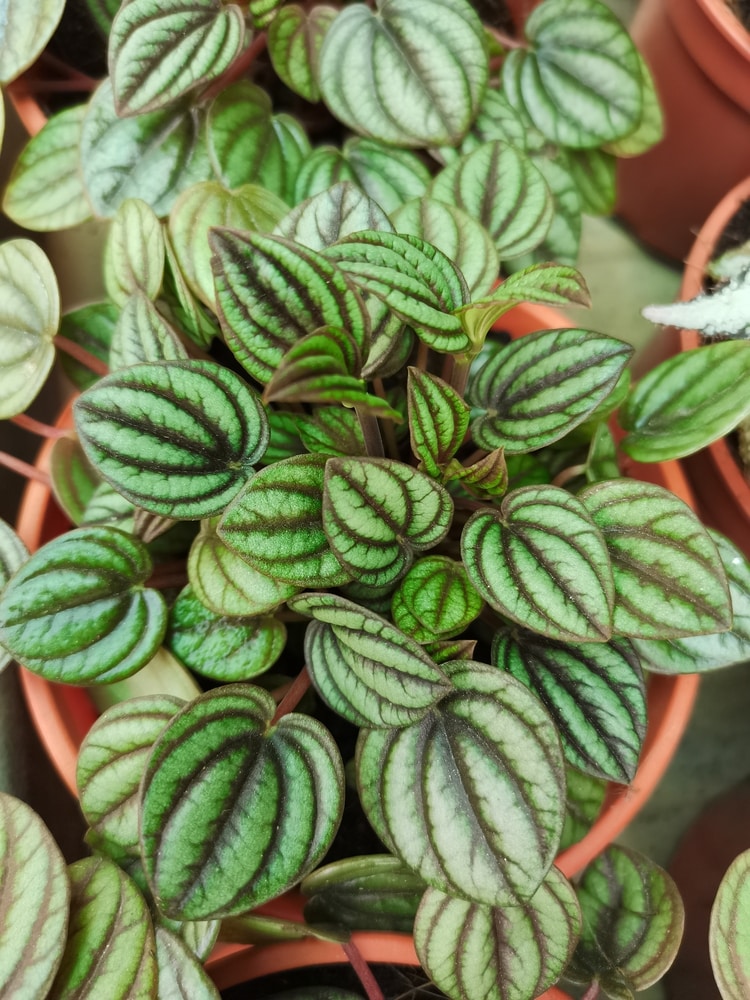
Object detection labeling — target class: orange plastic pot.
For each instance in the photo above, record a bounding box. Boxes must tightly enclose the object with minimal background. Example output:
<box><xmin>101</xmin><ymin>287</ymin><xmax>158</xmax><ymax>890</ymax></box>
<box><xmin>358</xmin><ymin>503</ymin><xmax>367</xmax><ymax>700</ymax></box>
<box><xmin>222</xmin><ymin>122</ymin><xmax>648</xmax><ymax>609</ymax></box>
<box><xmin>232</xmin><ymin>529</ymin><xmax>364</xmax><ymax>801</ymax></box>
<box><xmin>616</xmin><ymin>0</ymin><xmax>750</xmax><ymax>262</ymax></box>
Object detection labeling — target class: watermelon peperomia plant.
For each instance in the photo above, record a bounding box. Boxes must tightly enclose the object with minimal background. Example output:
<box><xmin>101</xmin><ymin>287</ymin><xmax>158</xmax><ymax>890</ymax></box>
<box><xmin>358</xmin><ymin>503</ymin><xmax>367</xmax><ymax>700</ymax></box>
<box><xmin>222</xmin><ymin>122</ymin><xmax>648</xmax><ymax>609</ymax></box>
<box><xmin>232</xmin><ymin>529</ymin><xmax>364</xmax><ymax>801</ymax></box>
<box><xmin>0</xmin><ymin>0</ymin><xmax>745</xmax><ymax>997</ymax></box>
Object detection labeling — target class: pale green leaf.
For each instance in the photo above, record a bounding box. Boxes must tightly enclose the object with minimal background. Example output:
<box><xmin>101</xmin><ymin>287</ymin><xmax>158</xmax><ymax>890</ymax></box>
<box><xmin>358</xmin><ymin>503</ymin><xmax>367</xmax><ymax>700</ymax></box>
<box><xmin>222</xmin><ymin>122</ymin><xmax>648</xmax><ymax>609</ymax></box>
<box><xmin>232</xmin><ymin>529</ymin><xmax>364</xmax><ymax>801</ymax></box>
<box><xmin>268</xmin><ymin>4</ymin><xmax>337</xmax><ymax>102</ymax></box>
<box><xmin>104</xmin><ymin>198</ymin><xmax>165</xmax><ymax>306</ymax></box>
<box><xmin>710</xmin><ymin>848</ymin><xmax>750</xmax><ymax>1000</ymax></box>
<box><xmin>0</xmin><ymin>0</ymin><xmax>65</xmax><ymax>83</ymax></box>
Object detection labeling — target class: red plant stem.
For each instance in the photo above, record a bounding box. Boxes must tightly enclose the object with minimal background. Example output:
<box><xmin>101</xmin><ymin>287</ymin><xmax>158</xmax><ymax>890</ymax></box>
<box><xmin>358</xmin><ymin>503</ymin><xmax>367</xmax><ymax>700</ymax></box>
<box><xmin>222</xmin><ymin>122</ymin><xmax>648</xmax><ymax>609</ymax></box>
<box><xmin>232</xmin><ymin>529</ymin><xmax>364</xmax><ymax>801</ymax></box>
<box><xmin>551</xmin><ymin>463</ymin><xmax>587</xmax><ymax>488</ymax></box>
<box><xmin>487</xmin><ymin>26</ymin><xmax>525</xmax><ymax>50</ymax></box>
<box><xmin>581</xmin><ymin>983</ymin><xmax>600</xmax><ymax>1000</ymax></box>
<box><xmin>146</xmin><ymin>560</ymin><xmax>189</xmax><ymax>591</ymax></box>
<box><xmin>356</xmin><ymin>408</ymin><xmax>385</xmax><ymax>458</ymax></box>
<box><xmin>272</xmin><ymin>667</ymin><xmax>312</xmax><ymax>723</ymax></box>
<box><xmin>38</xmin><ymin>50</ymin><xmax>99</xmax><ymax>86</ymax></box>
<box><xmin>415</xmin><ymin>339</ymin><xmax>429</xmax><ymax>373</ymax></box>
<box><xmin>342</xmin><ymin>941</ymin><xmax>386</xmax><ymax>1000</ymax></box>
<box><xmin>21</xmin><ymin>77</ymin><xmax>97</xmax><ymax>94</ymax></box>
<box><xmin>54</xmin><ymin>336</ymin><xmax>109</xmax><ymax>377</ymax></box>
<box><xmin>10</xmin><ymin>413</ymin><xmax>72</xmax><ymax>440</ymax></box>
<box><xmin>0</xmin><ymin>450</ymin><xmax>51</xmax><ymax>486</ymax></box>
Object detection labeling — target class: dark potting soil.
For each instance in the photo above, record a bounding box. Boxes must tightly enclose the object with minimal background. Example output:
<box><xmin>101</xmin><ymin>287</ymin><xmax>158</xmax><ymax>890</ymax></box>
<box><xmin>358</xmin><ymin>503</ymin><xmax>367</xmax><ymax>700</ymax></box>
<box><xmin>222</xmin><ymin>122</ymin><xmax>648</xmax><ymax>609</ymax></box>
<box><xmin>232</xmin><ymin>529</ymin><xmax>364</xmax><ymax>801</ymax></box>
<box><xmin>221</xmin><ymin>961</ymin><xmax>450</xmax><ymax>999</ymax></box>
<box><xmin>712</xmin><ymin>197</ymin><xmax>750</xmax><ymax>261</ymax></box>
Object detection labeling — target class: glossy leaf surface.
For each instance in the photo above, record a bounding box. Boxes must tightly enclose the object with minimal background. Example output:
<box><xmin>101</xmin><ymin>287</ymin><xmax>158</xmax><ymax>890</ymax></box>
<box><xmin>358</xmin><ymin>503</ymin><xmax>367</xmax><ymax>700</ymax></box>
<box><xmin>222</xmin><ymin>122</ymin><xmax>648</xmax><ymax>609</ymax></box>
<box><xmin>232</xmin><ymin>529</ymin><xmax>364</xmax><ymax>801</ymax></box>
<box><xmin>407</xmin><ymin>367</ymin><xmax>470</xmax><ymax>477</ymax></box>
<box><xmin>710</xmin><ymin>848</ymin><xmax>750</xmax><ymax>1000</ymax></box>
<box><xmin>75</xmin><ymin>360</ymin><xmax>268</xmax><ymax>518</ymax></box>
<box><xmin>141</xmin><ymin>685</ymin><xmax>345</xmax><ymax>919</ymax></box>
<box><xmin>392</xmin><ymin>556</ymin><xmax>483</xmax><ymax>643</ymax></box>
<box><xmin>275</xmin><ymin>181</ymin><xmax>392</xmax><ymax>251</ymax></box>
<box><xmin>0</xmin><ymin>526</ymin><xmax>167</xmax><ymax>683</ymax></box>
<box><xmin>110</xmin><ymin>292</ymin><xmax>187</xmax><ymax>369</ymax></box>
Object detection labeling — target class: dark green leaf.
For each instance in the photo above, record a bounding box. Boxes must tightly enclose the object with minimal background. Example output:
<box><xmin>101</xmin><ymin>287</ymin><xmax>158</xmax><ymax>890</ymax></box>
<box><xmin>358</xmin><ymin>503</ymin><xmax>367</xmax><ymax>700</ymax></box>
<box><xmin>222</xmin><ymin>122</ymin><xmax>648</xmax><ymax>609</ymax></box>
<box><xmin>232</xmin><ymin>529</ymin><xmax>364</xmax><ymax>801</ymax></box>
<box><xmin>710</xmin><ymin>848</ymin><xmax>750</xmax><ymax>1000</ymax></box>
<box><xmin>407</xmin><ymin>367</ymin><xmax>471</xmax><ymax>478</ymax></box>
<box><xmin>297</xmin><ymin>406</ymin><xmax>365</xmax><ymax>458</ymax></box>
<box><xmin>391</xmin><ymin>556</ymin><xmax>483</xmax><ymax>643</ymax></box>
<box><xmin>560</xmin><ymin>767</ymin><xmax>607</xmax><ymax>852</ymax></box>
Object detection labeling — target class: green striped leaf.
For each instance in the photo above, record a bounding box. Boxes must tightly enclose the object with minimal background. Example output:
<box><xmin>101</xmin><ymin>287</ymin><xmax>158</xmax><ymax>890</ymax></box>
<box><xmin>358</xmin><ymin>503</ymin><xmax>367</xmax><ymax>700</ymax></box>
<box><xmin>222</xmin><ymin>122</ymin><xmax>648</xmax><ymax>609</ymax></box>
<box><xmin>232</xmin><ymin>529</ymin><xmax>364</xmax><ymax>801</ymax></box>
<box><xmin>49</xmin><ymin>858</ymin><xmax>157</xmax><ymax>999</ymax></box>
<box><xmin>580</xmin><ymin>480</ymin><xmax>732</xmax><ymax>638</ymax></box>
<box><xmin>424</xmin><ymin>637</ymin><xmax>477</xmax><ymax>664</ymax></box>
<box><xmin>0</xmin><ymin>526</ymin><xmax>168</xmax><ymax>684</ymax></box>
<box><xmin>162</xmin><ymin>234</ymin><xmax>218</xmax><ymax>350</ymax></box>
<box><xmin>566</xmin><ymin>148</ymin><xmax>617</xmax><ymax>215</ymax></box>
<box><xmin>294</xmin><ymin>147</ymin><xmax>359</xmax><ymax>203</ymax></box>
<box><xmin>447</xmin><ymin>447</ymin><xmax>509</xmax><ymax>500</ymax></box>
<box><xmin>344</xmin><ymin>137</ymin><xmax>431</xmax><ymax>215</ymax></box>
<box><xmin>296</xmin><ymin>406</ymin><xmax>365</xmax><ymax>458</ymax></box>
<box><xmin>219</xmin><ymin>454</ymin><xmax>349</xmax><ymax>588</ymax></box>
<box><xmin>462</xmin><ymin>486</ymin><xmax>614</xmax><ymax>642</ymax></box>
<box><xmin>58</xmin><ymin>302</ymin><xmax>117</xmax><ymax>391</ymax></box>
<box><xmin>104</xmin><ymin>198</ymin><xmax>165</xmax><ymax>307</ymax></box>
<box><xmin>75</xmin><ymin>360</ymin><xmax>269</xmax><ymax>518</ymax></box>
<box><xmin>141</xmin><ymin>684</ymin><xmax>345</xmax><ymax>919</ymax></box>
<box><xmin>211</xmin><ymin>229</ymin><xmax>370</xmax><ymax>384</ymax></box>
<box><xmin>0</xmin><ymin>794</ymin><xmax>69</xmax><ymax>998</ymax></box>
<box><xmin>323</xmin><ymin>457</ymin><xmax>454</xmax><ymax>588</ymax></box>
<box><xmin>504</xmin><ymin>0</ymin><xmax>642</xmax><ymax>148</ymax></box>
<box><xmin>110</xmin><ymin>0</ymin><xmax>246</xmax><ymax>116</ymax></box>
<box><xmin>271</xmin><ymin>114</ymin><xmax>313</xmax><ymax>205</ymax></box>
<box><xmin>391</xmin><ymin>557</ymin><xmax>483</xmax><ymax>643</ymax></box>
<box><xmin>248</xmin><ymin>0</ymin><xmax>285</xmax><ymax>28</ymax></box>
<box><xmin>77</xmin><ymin>695</ymin><xmax>184</xmax><ymax>857</ymax></box>
<box><xmin>0</xmin><ymin>519</ymin><xmax>28</xmax><ymax>593</ymax></box>
<box><xmin>219</xmin><ymin>912</ymin><xmax>323</xmax><ymax>944</ymax></box>
<box><xmin>167</xmin><ymin>585</ymin><xmax>285</xmax><ymax>682</ymax></box>
<box><xmin>414</xmin><ymin>868</ymin><xmax>581</xmax><ymax>1000</ymax></box>
<box><xmin>110</xmin><ymin>292</ymin><xmax>188</xmax><ymax>370</ymax></box>
<box><xmin>49</xmin><ymin>438</ymin><xmax>101</xmax><ymax>526</ymax></box>
<box><xmin>408</xmin><ymin>367</ymin><xmax>471</xmax><ymax>477</ymax></box>
<box><xmin>323</xmin><ymin>230</ymin><xmax>469</xmax><ymax>353</ymax></box>
<box><xmin>290</xmin><ymin>592</ymin><xmax>451</xmax><ymax>728</ymax></box>
<box><xmin>604</xmin><ymin>53</ymin><xmax>663</xmax><ymax>157</ymax></box>
<box><xmin>156</xmin><ymin>928</ymin><xmax>220</xmax><ymax>1000</ymax></box>
<box><xmin>357</xmin><ymin>659</ymin><xmax>566</xmax><ymax>906</ymax></box>
<box><xmin>81</xmin><ymin>80</ymin><xmax>213</xmax><ymax>217</ymax></box>
<box><xmin>510</xmin><ymin>153</ymin><xmax>582</xmax><ymax>267</ymax></box>
<box><xmin>319</xmin><ymin>0</ymin><xmax>487</xmax><ymax>147</ymax></box>
<box><xmin>302</xmin><ymin>855</ymin><xmax>425</xmax><ymax>934</ymax></box>
<box><xmin>0</xmin><ymin>0</ymin><xmax>64</xmax><ymax>83</ymax></box>
<box><xmin>188</xmin><ymin>517</ymin><xmax>298</xmax><ymax>616</ymax></box>
<box><xmin>268</xmin><ymin>4</ymin><xmax>336</xmax><ymax>102</ymax></box>
<box><xmin>391</xmin><ymin>197</ymin><xmax>499</xmax><ymax>298</ymax></box>
<box><xmin>493</xmin><ymin>631</ymin><xmax>645</xmax><ymax>782</ymax></box>
<box><xmin>361</xmin><ymin>292</ymin><xmax>413</xmax><ymax>379</ymax></box>
<box><xmin>275</xmin><ymin>182</ymin><xmax>393</xmax><ymax>251</ymax></box>
<box><xmin>2</xmin><ymin>104</ymin><xmax>91</xmax><ymax>231</ymax></box>
<box><xmin>710</xmin><ymin>848</ymin><xmax>750</xmax><ymax>1000</ymax></box>
<box><xmin>620</xmin><ymin>341</ymin><xmax>750</xmax><ymax>462</ymax></box>
<box><xmin>0</xmin><ymin>239</ymin><xmax>59</xmax><ymax>419</ymax></box>
<box><xmin>169</xmin><ymin>181</ymin><xmax>288</xmax><ymax>309</ymax></box>
<box><xmin>468</xmin><ymin>327</ymin><xmax>632</xmax><ymax>453</ymax></box>
<box><xmin>566</xmin><ymin>846</ymin><xmax>684</xmax><ymax>994</ymax></box>
<box><xmin>85</xmin><ymin>0</ymin><xmax>119</xmax><ymax>35</ymax></box>
<box><xmin>428</xmin><ymin>141</ymin><xmax>553</xmax><ymax>260</ymax></box>
<box><xmin>561</xmin><ymin>767</ymin><xmax>606</xmax><ymax>852</ymax></box>
<box><xmin>464</xmin><ymin>264</ymin><xmax>591</xmax><ymax>331</ymax></box>
<box><xmin>633</xmin><ymin>532</ymin><xmax>750</xmax><ymax>673</ymax></box>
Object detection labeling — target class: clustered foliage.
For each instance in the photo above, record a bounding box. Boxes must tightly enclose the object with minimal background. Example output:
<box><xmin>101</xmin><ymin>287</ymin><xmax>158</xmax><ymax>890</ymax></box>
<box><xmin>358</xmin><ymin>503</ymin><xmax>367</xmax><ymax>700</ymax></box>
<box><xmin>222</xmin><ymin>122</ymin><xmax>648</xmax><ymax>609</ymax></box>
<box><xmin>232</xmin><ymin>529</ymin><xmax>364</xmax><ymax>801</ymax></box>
<box><xmin>0</xmin><ymin>0</ymin><xmax>749</xmax><ymax>998</ymax></box>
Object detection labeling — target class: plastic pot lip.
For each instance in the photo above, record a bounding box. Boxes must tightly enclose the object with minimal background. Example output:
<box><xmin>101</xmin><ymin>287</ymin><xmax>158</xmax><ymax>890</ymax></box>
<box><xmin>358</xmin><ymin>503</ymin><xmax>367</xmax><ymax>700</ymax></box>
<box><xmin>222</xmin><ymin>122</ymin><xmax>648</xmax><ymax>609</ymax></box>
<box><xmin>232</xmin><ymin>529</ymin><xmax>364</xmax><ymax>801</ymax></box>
<box><xmin>16</xmin><ymin>301</ymin><xmax>699</xmax><ymax>875</ymax></box>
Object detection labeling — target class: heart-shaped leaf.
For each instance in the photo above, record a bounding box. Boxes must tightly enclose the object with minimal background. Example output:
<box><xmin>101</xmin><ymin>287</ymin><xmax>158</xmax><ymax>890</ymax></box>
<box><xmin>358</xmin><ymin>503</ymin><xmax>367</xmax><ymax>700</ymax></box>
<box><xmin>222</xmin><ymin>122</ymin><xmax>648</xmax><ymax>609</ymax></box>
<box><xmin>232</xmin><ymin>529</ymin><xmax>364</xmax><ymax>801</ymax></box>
<box><xmin>155</xmin><ymin>927</ymin><xmax>220</xmax><ymax>1000</ymax></box>
<box><xmin>220</xmin><ymin>454</ymin><xmax>349</xmax><ymax>588</ymax></box>
<box><xmin>318</xmin><ymin>0</ymin><xmax>487</xmax><ymax>147</ymax></box>
<box><xmin>81</xmin><ymin>80</ymin><xmax>213</xmax><ymax>217</ymax></box>
<box><xmin>294</xmin><ymin>146</ymin><xmax>359</xmax><ymax>203</ymax></box>
<box><xmin>49</xmin><ymin>857</ymin><xmax>157</xmax><ymax>999</ymax></box>
<box><xmin>75</xmin><ymin>360</ymin><xmax>269</xmax><ymax>519</ymax></box>
<box><xmin>566</xmin><ymin>845</ymin><xmax>684</xmax><ymax>994</ymax></box>
<box><xmin>415</xmin><ymin>867</ymin><xmax>581</xmax><ymax>1000</ymax></box>
<box><xmin>493</xmin><ymin>630</ymin><xmax>645</xmax><ymax>782</ymax></box>
<box><xmin>504</xmin><ymin>0</ymin><xmax>642</xmax><ymax>148</ymax></box>
<box><xmin>104</xmin><ymin>198</ymin><xmax>165</xmax><ymax>306</ymax></box>
<box><xmin>323</xmin><ymin>457</ymin><xmax>454</xmax><ymax>588</ymax></box>
<box><xmin>302</xmin><ymin>855</ymin><xmax>425</xmax><ymax>933</ymax></box>
<box><xmin>357</xmin><ymin>659</ymin><xmax>566</xmax><ymax>906</ymax></box>
<box><xmin>110</xmin><ymin>0</ymin><xmax>246</xmax><ymax>116</ymax></box>
<box><xmin>710</xmin><ymin>848</ymin><xmax>750</xmax><ymax>1000</ymax></box>
<box><xmin>428</xmin><ymin>141</ymin><xmax>553</xmax><ymax>260</ymax></box>
<box><xmin>0</xmin><ymin>793</ymin><xmax>69</xmax><ymax>998</ymax></box>
<box><xmin>0</xmin><ymin>525</ymin><xmax>167</xmax><ymax>683</ymax></box>
<box><xmin>141</xmin><ymin>684</ymin><xmax>345</xmax><ymax>919</ymax></box>
<box><xmin>0</xmin><ymin>0</ymin><xmax>64</xmax><ymax>83</ymax></box>
<box><xmin>462</xmin><ymin>486</ymin><xmax>614</xmax><ymax>642</ymax></box>
<box><xmin>580</xmin><ymin>479</ymin><xmax>732</xmax><ymax>638</ymax></box>
<box><xmin>391</xmin><ymin>556</ymin><xmax>484</xmax><ymax>643</ymax></box>
<box><xmin>170</xmin><ymin>181</ymin><xmax>288</xmax><ymax>309</ymax></box>
<box><xmin>290</xmin><ymin>592</ymin><xmax>451</xmax><ymax>728</ymax></box>
<box><xmin>296</xmin><ymin>406</ymin><xmax>365</xmax><ymax>458</ymax></box>
<box><xmin>407</xmin><ymin>367</ymin><xmax>471</xmax><ymax>477</ymax></box>
<box><xmin>276</xmin><ymin>182</ymin><xmax>393</xmax><ymax>251</ymax></box>
<box><xmin>268</xmin><ymin>4</ymin><xmax>337</xmax><ymax>102</ymax></box>
<box><xmin>468</xmin><ymin>327</ymin><xmax>632</xmax><ymax>452</ymax></box>
<box><xmin>167</xmin><ymin>585</ymin><xmax>285</xmax><ymax>681</ymax></box>
<box><xmin>109</xmin><ymin>292</ymin><xmax>188</xmax><ymax>370</ymax></box>
<box><xmin>2</xmin><ymin>104</ymin><xmax>91</xmax><ymax>231</ymax></box>
<box><xmin>633</xmin><ymin>532</ymin><xmax>750</xmax><ymax>673</ymax></box>
<box><xmin>620</xmin><ymin>341</ymin><xmax>750</xmax><ymax>462</ymax></box>
<box><xmin>603</xmin><ymin>53</ymin><xmax>663</xmax><ymax>157</ymax></box>
<box><xmin>343</xmin><ymin>137</ymin><xmax>431</xmax><ymax>215</ymax></box>
<box><xmin>58</xmin><ymin>302</ymin><xmax>117</xmax><ymax>390</ymax></box>
<box><xmin>211</xmin><ymin>228</ymin><xmax>369</xmax><ymax>384</ymax></box>
<box><xmin>77</xmin><ymin>695</ymin><xmax>184</xmax><ymax>857</ymax></box>
<box><xmin>446</xmin><ymin>447</ymin><xmax>509</xmax><ymax>500</ymax></box>
<box><xmin>0</xmin><ymin>239</ymin><xmax>59</xmax><ymax>419</ymax></box>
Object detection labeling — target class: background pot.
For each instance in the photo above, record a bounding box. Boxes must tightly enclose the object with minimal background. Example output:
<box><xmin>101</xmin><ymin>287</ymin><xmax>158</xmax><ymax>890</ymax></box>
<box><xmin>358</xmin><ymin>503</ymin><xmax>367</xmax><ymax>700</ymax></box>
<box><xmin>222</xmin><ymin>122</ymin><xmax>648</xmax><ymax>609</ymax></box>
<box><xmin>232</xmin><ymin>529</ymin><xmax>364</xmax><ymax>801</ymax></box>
<box><xmin>615</xmin><ymin>0</ymin><xmax>750</xmax><ymax>262</ymax></box>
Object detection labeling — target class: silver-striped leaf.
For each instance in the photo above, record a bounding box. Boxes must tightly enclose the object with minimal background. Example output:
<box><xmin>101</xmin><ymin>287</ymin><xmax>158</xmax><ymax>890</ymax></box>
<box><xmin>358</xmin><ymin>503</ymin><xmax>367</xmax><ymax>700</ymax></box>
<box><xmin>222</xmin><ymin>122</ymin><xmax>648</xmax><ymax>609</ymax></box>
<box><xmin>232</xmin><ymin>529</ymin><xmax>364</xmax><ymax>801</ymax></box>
<box><xmin>0</xmin><ymin>793</ymin><xmax>69</xmax><ymax>998</ymax></box>
<box><xmin>110</xmin><ymin>292</ymin><xmax>188</xmax><ymax>370</ymax></box>
<box><xmin>162</xmin><ymin>234</ymin><xmax>218</xmax><ymax>350</ymax></box>
<box><xmin>296</xmin><ymin>406</ymin><xmax>366</xmax><ymax>458</ymax></box>
<box><xmin>710</xmin><ymin>848</ymin><xmax>750</xmax><ymax>1000</ymax></box>
<box><xmin>49</xmin><ymin>438</ymin><xmax>100</xmax><ymax>526</ymax></box>
<box><xmin>58</xmin><ymin>301</ymin><xmax>117</xmax><ymax>391</ymax></box>
<box><xmin>267</xmin><ymin>4</ymin><xmax>337</xmax><ymax>102</ymax></box>
<box><xmin>109</xmin><ymin>0</ymin><xmax>246</xmax><ymax>116</ymax></box>
<box><xmin>467</xmin><ymin>327</ymin><xmax>632</xmax><ymax>453</ymax></box>
<box><xmin>104</xmin><ymin>198</ymin><xmax>165</xmax><ymax>307</ymax></box>
<box><xmin>140</xmin><ymin>684</ymin><xmax>345</xmax><ymax>919</ymax></box>
<box><xmin>211</xmin><ymin>228</ymin><xmax>370</xmax><ymax>384</ymax></box>
<box><xmin>462</xmin><ymin>486</ymin><xmax>614</xmax><ymax>642</ymax></box>
<box><xmin>414</xmin><ymin>867</ymin><xmax>581</xmax><ymax>1000</ymax></box>
<box><xmin>323</xmin><ymin>457</ymin><xmax>454</xmax><ymax>588</ymax></box>
<box><xmin>74</xmin><ymin>360</ymin><xmax>269</xmax><ymax>519</ymax></box>
<box><xmin>580</xmin><ymin>480</ymin><xmax>732</xmax><ymax>639</ymax></box>
<box><xmin>318</xmin><ymin>0</ymin><xmax>487</xmax><ymax>148</ymax></box>
<box><xmin>155</xmin><ymin>927</ymin><xmax>220</xmax><ymax>1000</ymax></box>
<box><xmin>0</xmin><ymin>0</ymin><xmax>64</xmax><ymax>83</ymax></box>
<box><xmin>0</xmin><ymin>517</ymin><xmax>28</xmax><ymax>596</ymax></box>
<box><xmin>510</xmin><ymin>152</ymin><xmax>582</xmax><ymax>267</ymax></box>
<box><xmin>357</xmin><ymin>659</ymin><xmax>566</xmax><ymax>906</ymax></box>
<box><xmin>343</xmin><ymin>137</ymin><xmax>431</xmax><ymax>215</ymax></box>
<box><xmin>391</xmin><ymin>556</ymin><xmax>484</xmax><ymax>643</ymax></box>
<box><xmin>603</xmin><ymin>53</ymin><xmax>663</xmax><ymax>157</ymax></box>
<box><xmin>492</xmin><ymin>630</ymin><xmax>645</xmax><ymax>782</ymax></box>
<box><xmin>290</xmin><ymin>592</ymin><xmax>451</xmax><ymax>728</ymax></box>
<box><xmin>275</xmin><ymin>182</ymin><xmax>393</xmax><ymax>251</ymax></box>
<box><xmin>294</xmin><ymin>146</ymin><xmax>359</xmax><ymax>203</ymax></box>
<box><xmin>219</xmin><ymin>454</ymin><xmax>350</xmax><ymax>588</ymax></box>
<box><xmin>407</xmin><ymin>367</ymin><xmax>471</xmax><ymax>477</ymax></box>
<box><xmin>77</xmin><ymin>695</ymin><xmax>184</xmax><ymax>857</ymax></box>
<box><xmin>0</xmin><ymin>526</ymin><xmax>168</xmax><ymax>684</ymax></box>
